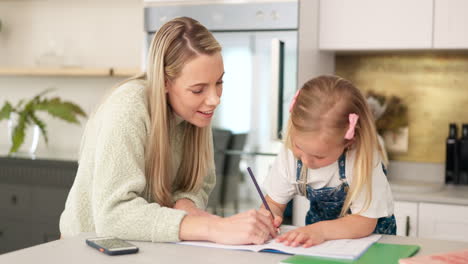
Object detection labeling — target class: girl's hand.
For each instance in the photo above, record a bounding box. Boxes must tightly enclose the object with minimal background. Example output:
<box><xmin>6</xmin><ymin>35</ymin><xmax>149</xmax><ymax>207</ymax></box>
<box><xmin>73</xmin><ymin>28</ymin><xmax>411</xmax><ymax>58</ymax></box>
<box><xmin>210</xmin><ymin>209</ymin><xmax>278</xmax><ymax>245</ymax></box>
<box><xmin>258</xmin><ymin>208</ymin><xmax>283</xmax><ymax>228</ymax></box>
<box><xmin>276</xmin><ymin>224</ymin><xmax>325</xmax><ymax>248</ymax></box>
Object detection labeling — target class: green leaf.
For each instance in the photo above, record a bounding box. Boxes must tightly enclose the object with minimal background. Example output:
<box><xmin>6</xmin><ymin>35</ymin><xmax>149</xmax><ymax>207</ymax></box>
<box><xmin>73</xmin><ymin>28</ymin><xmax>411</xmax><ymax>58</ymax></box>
<box><xmin>62</xmin><ymin>102</ymin><xmax>87</xmax><ymax>118</ymax></box>
<box><xmin>33</xmin><ymin>88</ymin><xmax>55</xmax><ymax>100</ymax></box>
<box><xmin>15</xmin><ymin>99</ymin><xmax>25</xmax><ymax>110</ymax></box>
<box><xmin>34</xmin><ymin>97</ymin><xmax>81</xmax><ymax>124</ymax></box>
<box><xmin>9</xmin><ymin>112</ymin><xmax>27</xmax><ymax>154</ymax></box>
<box><xmin>29</xmin><ymin>112</ymin><xmax>48</xmax><ymax>144</ymax></box>
<box><xmin>0</xmin><ymin>101</ymin><xmax>13</xmax><ymax>121</ymax></box>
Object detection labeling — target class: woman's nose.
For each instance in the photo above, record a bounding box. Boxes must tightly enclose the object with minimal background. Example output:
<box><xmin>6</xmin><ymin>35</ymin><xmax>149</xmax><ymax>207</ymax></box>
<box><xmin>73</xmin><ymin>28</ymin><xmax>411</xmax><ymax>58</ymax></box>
<box><xmin>206</xmin><ymin>88</ymin><xmax>220</xmax><ymax>106</ymax></box>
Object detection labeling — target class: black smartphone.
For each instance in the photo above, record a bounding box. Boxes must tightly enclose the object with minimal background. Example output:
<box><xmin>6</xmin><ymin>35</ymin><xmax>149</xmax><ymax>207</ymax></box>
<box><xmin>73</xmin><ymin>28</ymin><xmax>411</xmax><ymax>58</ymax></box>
<box><xmin>86</xmin><ymin>236</ymin><xmax>139</xmax><ymax>256</ymax></box>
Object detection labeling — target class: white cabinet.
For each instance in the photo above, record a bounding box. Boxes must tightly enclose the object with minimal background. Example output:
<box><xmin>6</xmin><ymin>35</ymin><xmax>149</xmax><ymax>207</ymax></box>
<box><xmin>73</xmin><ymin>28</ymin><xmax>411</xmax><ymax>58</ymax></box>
<box><xmin>418</xmin><ymin>202</ymin><xmax>468</xmax><ymax>242</ymax></box>
<box><xmin>319</xmin><ymin>0</ymin><xmax>433</xmax><ymax>50</ymax></box>
<box><xmin>319</xmin><ymin>0</ymin><xmax>468</xmax><ymax>50</ymax></box>
<box><xmin>433</xmin><ymin>0</ymin><xmax>468</xmax><ymax>49</ymax></box>
<box><xmin>394</xmin><ymin>201</ymin><xmax>418</xmax><ymax>237</ymax></box>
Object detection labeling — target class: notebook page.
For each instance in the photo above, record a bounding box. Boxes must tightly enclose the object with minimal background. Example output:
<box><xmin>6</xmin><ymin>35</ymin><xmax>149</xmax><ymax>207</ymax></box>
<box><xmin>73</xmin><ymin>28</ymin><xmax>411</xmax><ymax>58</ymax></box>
<box><xmin>176</xmin><ymin>225</ymin><xmax>380</xmax><ymax>259</ymax></box>
<box><xmin>263</xmin><ymin>234</ymin><xmax>382</xmax><ymax>259</ymax></box>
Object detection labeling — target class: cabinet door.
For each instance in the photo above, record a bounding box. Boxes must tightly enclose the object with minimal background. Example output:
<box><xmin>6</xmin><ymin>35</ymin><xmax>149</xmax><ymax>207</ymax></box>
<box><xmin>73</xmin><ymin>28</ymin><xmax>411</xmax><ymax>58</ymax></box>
<box><xmin>394</xmin><ymin>201</ymin><xmax>418</xmax><ymax>237</ymax></box>
<box><xmin>0</xmin><ymin>220</ymin><xmax>32</xmax><ymax>254</ymax></box>
<box><xmin>419</xmin><ymin>203</ymin><xmax>468</xmax><ymax>242</ymax></box>
<box><xmin>433</xmin><ymin>0</ymin><xmax>468</xmax><ymax>49</ymax></box>
<box><xmin>31</xmin><ymin>186</ymin><xmax>69</xmax><ymax>224</ymax></box>
<box><xmin>0</xmin><ymin>184</ymin><xmax>32</xmax><ymax>221</ymax></box>
<box><xmin>319</xmin><ymin>0</ymin><xmax>433</xmax><ymax>50</ymax></box>
<box><xmin>292</xmin><ymin>195</ymin><xmax>310</xmax><ymax>227</ymax></box>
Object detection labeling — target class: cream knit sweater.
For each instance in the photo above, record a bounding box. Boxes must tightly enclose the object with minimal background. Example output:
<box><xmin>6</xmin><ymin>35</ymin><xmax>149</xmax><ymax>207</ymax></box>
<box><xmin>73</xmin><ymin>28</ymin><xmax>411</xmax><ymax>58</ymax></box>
<box><xmin>59</xmin><ymin>79</ymin><xmax>215</xmax><ymax>242</ymax></box>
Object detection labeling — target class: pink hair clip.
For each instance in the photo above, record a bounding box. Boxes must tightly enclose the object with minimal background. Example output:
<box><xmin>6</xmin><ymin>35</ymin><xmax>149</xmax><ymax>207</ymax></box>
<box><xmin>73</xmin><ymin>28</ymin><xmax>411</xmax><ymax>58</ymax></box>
<box><xmin>289</xmin><ymin>89</ymin><xmax>301</xmax><ymax>112</ymax></box>
<box><xmin>344</xmin><ymin>113</ymin><xmax>359</xmax><ymax>140</ymax></box>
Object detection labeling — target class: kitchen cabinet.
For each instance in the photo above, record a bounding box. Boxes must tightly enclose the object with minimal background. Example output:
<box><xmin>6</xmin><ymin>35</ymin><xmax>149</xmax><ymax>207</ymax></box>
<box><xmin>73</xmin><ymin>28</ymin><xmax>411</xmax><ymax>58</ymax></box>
<box><xmin>433</xmin><ymin>0</ymin><xmax>468</xmax><ymax>49</ymax></box>
<box><xmin>0</xmin><ymin>157</ymin><xmax>77</xmax><ymax>254</ymax></box>
<box><xmin>319</xmin><ymin>0</ymin><xmax>433</xmax><ymax>50</ymax></box>
<box><xmin>319</xmin><ymin>0</ymin><xmax>468</xmax><ymax>50</ymax></box>
<box><xmin>419</xmin><ymin>202</ymin><xmax>468</xmax><ymax>242</ymax></box>
<box><xmin>394</xmin><ymin>201</ymin><xmax>418</xmax><ymax>237</ymax></box>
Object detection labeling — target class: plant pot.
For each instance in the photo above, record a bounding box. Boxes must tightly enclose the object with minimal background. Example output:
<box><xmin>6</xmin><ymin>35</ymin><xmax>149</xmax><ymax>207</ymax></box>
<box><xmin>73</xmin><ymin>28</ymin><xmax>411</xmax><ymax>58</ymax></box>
<box><xmin>7</xmin><ymin>113</ymin><xmax>40</xmax><ymax>156</ymax></box>
<box><xmin>383</xmin><ymin>126</ymin><xmax>409</xmax><ymax>153</ymax></box>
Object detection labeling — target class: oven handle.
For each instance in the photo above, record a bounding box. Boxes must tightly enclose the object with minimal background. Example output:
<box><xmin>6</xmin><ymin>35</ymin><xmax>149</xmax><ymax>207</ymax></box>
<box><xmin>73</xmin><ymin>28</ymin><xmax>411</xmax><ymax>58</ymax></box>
<box><xmin>270</xmin><ymin>38</ymin><xmax>285</xmax><ymax>141</ymax></box>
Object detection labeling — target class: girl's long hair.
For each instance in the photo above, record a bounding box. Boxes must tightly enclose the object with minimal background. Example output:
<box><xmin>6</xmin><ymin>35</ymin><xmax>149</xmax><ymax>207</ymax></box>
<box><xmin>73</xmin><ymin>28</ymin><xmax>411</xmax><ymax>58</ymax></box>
<box><xmin>124</xmin><ymin>17</ymin><xmax>221</xmax><ymax>207</ymax></box>
<box><xmin>285</xmin><ymin>75</ymin><xmax>385</xmax><ymax>216</ymax></box>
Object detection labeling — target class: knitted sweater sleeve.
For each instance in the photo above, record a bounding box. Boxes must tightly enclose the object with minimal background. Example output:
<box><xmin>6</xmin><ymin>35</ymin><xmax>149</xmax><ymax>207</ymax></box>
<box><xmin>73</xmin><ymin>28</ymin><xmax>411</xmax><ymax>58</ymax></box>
<box><xmin>90</xmin><ymin>89</ymin><xmax>187</xmax><ymax>242</ymax></box>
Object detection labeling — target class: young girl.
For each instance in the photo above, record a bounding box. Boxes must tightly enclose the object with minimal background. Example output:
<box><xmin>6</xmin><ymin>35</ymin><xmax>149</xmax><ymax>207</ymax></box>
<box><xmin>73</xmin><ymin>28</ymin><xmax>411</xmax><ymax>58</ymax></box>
<box><xmin>263</xmin><ymin>75</ymin><xmax>396</xmax><ymax>247</ymax></box>
<box><xmin>60</xmin><ymin>17</ymin><xmax>276</xmax><ymax>245</ymax></box>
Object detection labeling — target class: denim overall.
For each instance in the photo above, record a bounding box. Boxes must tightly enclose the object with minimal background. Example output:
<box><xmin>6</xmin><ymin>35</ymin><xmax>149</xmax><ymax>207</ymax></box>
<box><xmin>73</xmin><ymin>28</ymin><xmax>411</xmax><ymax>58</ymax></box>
<box><xmin>296</xmin><ymin>153</ymin><xmax>396</xmax><ymax>235</ymax></box>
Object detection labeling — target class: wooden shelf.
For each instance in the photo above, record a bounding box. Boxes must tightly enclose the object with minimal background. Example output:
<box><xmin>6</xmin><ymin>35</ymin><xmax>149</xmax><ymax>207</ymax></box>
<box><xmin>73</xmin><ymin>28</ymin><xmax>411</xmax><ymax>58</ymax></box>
<box><xmin>111</xmin><ymin>68</ymin><xmax>141</xmax><ymax>77</ymax></box>
<box><xmin>0</xmin><ymin>67</ymin><xmax>141</xmax><ymax>77</ymax></box>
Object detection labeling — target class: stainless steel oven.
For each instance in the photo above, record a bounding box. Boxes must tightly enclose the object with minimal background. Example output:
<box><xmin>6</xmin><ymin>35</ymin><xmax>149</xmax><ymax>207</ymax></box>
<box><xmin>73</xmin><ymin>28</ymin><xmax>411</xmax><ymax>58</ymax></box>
<box><xmin>143</xmin><ymin>1</ymin><xmax>298</xmax><ymax>204</ymax></box>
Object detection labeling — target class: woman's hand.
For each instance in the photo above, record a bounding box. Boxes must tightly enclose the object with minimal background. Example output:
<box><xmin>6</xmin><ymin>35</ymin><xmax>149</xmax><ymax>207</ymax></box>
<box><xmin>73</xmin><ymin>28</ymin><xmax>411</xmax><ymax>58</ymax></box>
<box><xmin>276</xmin><ymin>224</ymin><xmax>325</xmax><ymax>248</ymax></box>
<box><xmin>209</xmin><ymin>209</ymin><xmax>278</xmax><ymax>245</ymax></box>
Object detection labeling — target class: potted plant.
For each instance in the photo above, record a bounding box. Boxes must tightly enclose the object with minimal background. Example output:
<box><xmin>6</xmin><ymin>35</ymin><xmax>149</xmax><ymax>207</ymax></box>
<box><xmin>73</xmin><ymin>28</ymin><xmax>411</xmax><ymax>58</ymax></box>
<box><xmin>0</xmin><ymin>89</ymin><xmax>87</xmax><ymax>155</ymax></box>
<box><xmin>367</xmin><ymin>91</ymin><xmax>409</xmax><ymax>154</ymax></box>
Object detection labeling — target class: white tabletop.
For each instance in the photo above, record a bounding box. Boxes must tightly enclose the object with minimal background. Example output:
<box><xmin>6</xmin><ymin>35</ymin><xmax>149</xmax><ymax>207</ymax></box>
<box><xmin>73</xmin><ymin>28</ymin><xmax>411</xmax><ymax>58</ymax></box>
<box><xmin>2</xmin><ymin>233</ymin><xmax>468</xmax><ymax>264</ymax></box>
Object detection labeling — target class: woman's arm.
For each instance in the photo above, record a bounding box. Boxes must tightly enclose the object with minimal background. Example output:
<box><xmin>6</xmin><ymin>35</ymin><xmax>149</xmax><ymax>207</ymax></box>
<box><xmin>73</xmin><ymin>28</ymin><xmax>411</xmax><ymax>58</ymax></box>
<box><xmin>277</xmin><ymin>214</ymin><xmax>377</xmax><ymax>247</ymax></box>
<box><xmin>179</xmin><ymin>209</ymin><xmax>278</xmax><ymax>245</ymax></box>
<box><xmin>174</xmin><ymin>198</ymin><xmax>216</xmax><ymax>217</ymax></box>
<box><xmin>173</xmin><ymin>168</ymin><xmax>216</xmax><ymax>210</ymax></box>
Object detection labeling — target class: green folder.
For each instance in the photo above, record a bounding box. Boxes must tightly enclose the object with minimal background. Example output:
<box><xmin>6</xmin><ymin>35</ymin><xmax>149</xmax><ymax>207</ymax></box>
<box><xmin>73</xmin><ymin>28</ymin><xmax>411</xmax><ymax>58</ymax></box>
<box><xmin>280</xmin><ymin>243</ymin><xmax>420</xmax><ymax>264</ymax></box>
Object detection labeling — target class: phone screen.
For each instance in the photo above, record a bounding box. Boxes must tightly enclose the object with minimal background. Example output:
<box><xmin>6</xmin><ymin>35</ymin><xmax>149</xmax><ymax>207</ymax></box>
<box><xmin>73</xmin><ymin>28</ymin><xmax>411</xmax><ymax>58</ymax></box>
<box><xmin>92</xmin><ymin>238</ymin><xmax>136</xmax><ymax>250</ymax></box>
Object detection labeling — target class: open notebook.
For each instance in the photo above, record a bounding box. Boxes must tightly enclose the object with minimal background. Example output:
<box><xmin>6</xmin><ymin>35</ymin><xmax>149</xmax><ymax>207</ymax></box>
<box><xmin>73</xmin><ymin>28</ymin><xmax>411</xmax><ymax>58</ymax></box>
<box><xmin>176</xmin><ymin>225</ymin><xmax>381</xmax><ymax>260</ymax></box>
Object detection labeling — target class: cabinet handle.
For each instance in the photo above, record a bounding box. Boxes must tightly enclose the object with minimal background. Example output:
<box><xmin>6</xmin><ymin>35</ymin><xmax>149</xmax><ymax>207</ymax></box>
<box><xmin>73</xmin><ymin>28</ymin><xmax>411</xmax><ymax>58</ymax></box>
<box><xmin>11</xmin><ymin>195</ymin><xmax>18</xmax><ymax>205</ymax></box>
<box><xmin>405</xmin><ymin>216</ymin><xmax>410</xmax><ymax>236</ymax></box>
<box><xmin>0</xmin><ymin>230</ymin><xmax>3</xmax><ymax>237</ymax></box>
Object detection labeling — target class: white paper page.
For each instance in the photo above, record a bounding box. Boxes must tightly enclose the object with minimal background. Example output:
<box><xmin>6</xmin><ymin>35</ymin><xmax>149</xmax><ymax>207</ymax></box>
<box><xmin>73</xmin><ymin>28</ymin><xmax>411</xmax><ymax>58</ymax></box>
<box><xmin>176</xmin><ymin>225</ymin><xmax>380</xmax><ymax>259</ymax></box>
<box><xmin>262</xmin><ymin>234</ymin><xmax>381</xmax><ymax>259</ymax></box>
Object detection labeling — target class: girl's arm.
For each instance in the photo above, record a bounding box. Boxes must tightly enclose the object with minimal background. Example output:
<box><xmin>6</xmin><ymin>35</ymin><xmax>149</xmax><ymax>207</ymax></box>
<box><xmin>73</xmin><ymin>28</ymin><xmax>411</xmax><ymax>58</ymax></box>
<box><xmin>179</xmin><ymin>209</ymin><xmax>279</xmax><ymax>245</ymax></box>
<box><xmin>277</xmin><ymin>214</ymin><xmax>377</xmax><ymax>247</ymax></box>
<box><xmin>261</xmin><ymin>195</ymin><xmax>287</xmax><ymax>228</ymax></box>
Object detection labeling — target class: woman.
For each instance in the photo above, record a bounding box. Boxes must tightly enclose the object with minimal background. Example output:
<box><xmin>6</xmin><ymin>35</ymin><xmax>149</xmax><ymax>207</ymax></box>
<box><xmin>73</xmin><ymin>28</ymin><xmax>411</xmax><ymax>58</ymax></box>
<box><xmin>60</xmin><ymin>17</ymin><xmax>276</xmax><ymax>245</ymax></box>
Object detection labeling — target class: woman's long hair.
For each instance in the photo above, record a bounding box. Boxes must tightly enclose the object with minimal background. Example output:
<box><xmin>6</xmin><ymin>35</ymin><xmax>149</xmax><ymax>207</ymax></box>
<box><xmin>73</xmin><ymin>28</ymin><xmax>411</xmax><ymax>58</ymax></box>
<box><xmin>124</xmin><ymin>17</ymin><xmax>221</xmax><ymax>207</ymax></box>
<box><xmin>286</xmin><ymin>75</ymin><xmax>385</xmax><ymax>216</ymax></box>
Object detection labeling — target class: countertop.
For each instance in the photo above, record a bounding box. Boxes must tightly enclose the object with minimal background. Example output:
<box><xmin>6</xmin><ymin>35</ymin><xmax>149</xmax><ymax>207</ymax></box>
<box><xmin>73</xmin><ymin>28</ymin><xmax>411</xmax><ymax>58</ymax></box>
<box><xmin>2</xmin><ymin>233</ymin><xmax>468</xmax><ymax>264</ymax></box>
<box><xmin>391</xmin><ymin>181</ymin><xmax>468</xmax><ymax>206</ymax></box>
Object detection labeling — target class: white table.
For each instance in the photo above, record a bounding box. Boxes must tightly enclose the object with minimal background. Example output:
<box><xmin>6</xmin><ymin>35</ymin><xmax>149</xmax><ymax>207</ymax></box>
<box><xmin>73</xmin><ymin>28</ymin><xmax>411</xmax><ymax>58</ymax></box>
<box><xmin>2</xmin><ymin>233</ymin><xmax>468</xmax><ymax>264</ymax></box>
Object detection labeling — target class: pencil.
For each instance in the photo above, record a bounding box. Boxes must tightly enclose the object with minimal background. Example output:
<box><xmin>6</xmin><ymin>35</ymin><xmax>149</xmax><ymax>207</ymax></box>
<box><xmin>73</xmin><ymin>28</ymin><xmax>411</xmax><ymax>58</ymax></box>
<box><xmin>247</xmin><ymin>167</ymin><xmax>274</xmax><ymax>218</ymax></box>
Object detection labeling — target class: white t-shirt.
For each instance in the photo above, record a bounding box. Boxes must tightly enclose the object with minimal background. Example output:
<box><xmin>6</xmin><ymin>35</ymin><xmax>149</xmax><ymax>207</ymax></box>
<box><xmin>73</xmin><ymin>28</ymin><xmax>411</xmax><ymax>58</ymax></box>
<box><xmin>264</xmin><ymin>146</ymin><xmax>394</xmax><ymax>218</ymax></box>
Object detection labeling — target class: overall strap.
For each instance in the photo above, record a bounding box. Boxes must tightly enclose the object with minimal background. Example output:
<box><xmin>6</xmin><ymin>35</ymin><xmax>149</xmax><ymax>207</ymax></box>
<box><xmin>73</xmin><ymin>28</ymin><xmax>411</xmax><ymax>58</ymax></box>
<box><xmin>338</xmin><ymin>152</ymin><xmax>347</xmax><ymax>180</ymax></box>
<box><xmin>296</xmin><ymin>159</ymin><xmax>307</xmax><ymax>196</ymax></box>
<box><xmin>296</xmin><ymin>159</ymin><xmax>303</xmax><ymax>181</ymax></box>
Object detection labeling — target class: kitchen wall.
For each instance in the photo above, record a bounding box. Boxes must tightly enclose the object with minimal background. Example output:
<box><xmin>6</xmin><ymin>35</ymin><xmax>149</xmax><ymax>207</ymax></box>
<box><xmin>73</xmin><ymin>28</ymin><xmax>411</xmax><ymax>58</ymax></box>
<box><xmin>0</xmin><ymin>0</ymin><xmax>143</xmax><ymax>157</ymax></box>
<box><xmin>0</xmin><ymin>76</ymin><xmax>125</xmax><ymax>157</ymax></box>
<box><xmin>0</xmin><ymin>0</ymin><xmax>143</xmax><ymax>68</ymax></box>
<box><xmin>336</xmin><ymin>52</ymin><xmax>468</xmax><ymax>164</ymax></box>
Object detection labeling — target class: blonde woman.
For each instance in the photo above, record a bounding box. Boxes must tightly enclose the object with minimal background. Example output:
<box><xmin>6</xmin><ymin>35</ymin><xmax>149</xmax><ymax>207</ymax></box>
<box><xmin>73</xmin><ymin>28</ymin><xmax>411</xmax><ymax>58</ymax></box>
<box><xmin>60</xmin><ymin>17</ymin><xmax>276</xmax><ymax>245</ymax></box>
<box><xmin>262</xmin><ymin>75</ymin><xmax>396</xmax><ymax>248</ymax></box>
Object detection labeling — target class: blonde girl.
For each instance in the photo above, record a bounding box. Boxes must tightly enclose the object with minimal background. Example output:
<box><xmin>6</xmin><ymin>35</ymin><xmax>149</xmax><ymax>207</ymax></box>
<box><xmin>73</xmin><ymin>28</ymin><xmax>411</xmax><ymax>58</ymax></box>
<box><xmin>60</xmin><ymin>17</ymin><xmax>276</xmax><ymax>245</ymax></box>
<box><xmin>263</xmin><ymin>75</ymin><xmax>396</xmax><ymax>247</ymax></box>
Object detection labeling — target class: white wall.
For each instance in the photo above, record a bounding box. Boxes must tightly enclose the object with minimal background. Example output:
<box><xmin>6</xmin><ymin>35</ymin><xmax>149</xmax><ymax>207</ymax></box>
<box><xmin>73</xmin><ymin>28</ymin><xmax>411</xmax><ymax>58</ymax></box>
<box><xmin>0</xmin><ymin>76</ymin><xmax>127</xmax><ymax>158</ymax></box>
<box><xmin>0</xmin><ymin>0</ymin><xmax>143</xmax><ymax>157</ymax></box>
<box><xmin>0</xmin><ymin>0</ymin><xmax>143</xmax><ymax>68</ymax></box>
